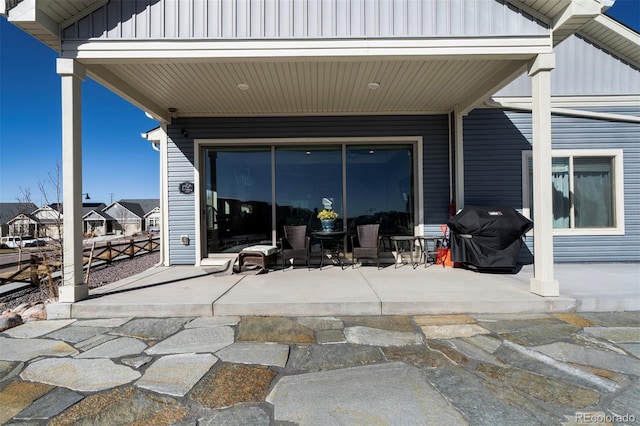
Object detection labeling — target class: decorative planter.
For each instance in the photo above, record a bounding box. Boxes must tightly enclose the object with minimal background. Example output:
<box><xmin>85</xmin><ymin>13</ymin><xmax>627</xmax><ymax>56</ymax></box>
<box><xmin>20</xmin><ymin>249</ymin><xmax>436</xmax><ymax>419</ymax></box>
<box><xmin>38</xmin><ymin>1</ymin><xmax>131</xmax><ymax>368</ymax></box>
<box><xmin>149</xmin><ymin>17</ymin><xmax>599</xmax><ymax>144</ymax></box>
<box><xmin>320</xmin><ymin>219</ymin><xmax>335</xmax><ymax>232</ymax></box>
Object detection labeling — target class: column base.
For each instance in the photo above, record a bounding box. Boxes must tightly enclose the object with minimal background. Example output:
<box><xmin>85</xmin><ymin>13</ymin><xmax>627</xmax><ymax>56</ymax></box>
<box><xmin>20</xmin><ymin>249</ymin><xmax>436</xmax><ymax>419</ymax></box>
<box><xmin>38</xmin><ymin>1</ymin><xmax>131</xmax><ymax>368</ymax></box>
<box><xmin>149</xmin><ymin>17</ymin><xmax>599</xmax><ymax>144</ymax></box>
<box><xmin>530</xmin><ymin>277</ymin><xmax>559</xmax><ymax>297</ymax></box>
<box><xmin>58</xmin><ymin>284</ymin><xmax>89</xmax><ymax>303</ymax></box>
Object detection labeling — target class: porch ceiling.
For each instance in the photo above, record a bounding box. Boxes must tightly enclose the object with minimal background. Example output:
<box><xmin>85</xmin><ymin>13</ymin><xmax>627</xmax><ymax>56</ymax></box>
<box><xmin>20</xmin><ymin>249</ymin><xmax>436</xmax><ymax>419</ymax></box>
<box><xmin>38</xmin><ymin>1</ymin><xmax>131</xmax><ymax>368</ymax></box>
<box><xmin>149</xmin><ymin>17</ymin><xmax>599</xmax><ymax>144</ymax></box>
<box><xmin>85</xmin><ymin>56</ymin><xmax>529</xmax><ymax>120</ymax></box>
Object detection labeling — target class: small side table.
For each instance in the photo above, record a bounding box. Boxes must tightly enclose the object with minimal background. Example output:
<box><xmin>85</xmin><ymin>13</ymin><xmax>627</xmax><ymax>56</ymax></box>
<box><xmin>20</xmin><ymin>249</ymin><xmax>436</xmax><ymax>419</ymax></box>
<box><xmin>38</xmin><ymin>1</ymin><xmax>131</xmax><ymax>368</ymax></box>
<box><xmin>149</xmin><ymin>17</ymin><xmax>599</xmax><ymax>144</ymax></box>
<box><xmin>390</xmin><ymin>236</ymin><xmax>418</xmax><ymax>268</ymax></box>
<box><xmin>238</xmin><ymin>245</ymin><xmax>279</xmax><ymax>272</ymax></box>
<box><xmin>416</xmin><ymin>236</ymin><xmax>444</xmax><ymax>267</ymax></box>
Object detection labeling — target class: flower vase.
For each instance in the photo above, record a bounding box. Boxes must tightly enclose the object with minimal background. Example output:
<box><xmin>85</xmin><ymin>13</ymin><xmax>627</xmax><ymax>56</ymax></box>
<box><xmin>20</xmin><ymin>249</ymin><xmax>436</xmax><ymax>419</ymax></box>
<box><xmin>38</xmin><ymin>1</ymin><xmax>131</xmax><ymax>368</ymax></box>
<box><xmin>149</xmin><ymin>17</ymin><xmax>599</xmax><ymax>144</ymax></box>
<box><xmin>320</xmin><ymin>219</ymin><xmax>335</xmax><ymax>232</ymax></box>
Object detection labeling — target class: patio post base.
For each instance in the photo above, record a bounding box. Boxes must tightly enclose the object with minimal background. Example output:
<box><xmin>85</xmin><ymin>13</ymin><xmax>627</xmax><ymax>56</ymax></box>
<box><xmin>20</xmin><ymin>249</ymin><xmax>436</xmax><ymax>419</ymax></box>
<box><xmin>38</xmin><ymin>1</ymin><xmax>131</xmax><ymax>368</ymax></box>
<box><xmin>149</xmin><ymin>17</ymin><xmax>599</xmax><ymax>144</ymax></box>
<box><xmin>58</xmin><ymin>283</ymin><xmax>89</xmax><ymax>303</ymax></box>
<box><xmin>529</xmin><ymin>277</ymin><xmax>559</xmax><ymax>297</ymax></box>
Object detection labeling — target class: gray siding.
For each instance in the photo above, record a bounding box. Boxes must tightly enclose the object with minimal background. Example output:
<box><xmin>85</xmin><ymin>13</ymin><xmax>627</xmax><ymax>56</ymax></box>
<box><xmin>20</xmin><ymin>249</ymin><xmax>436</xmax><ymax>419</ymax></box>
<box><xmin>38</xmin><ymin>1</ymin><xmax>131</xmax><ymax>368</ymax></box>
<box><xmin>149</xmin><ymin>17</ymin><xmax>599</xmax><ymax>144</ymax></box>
<box><xmin>463</xmin><ymin>107</ymin><xmax>640</xmax><ymax>263</ymax></box>
<box><xmin>63</xmin><ymin>0</ymin><xmax>548</xmax><ymax>40</ymax></box>
<box><xmin>167</xmin><ymin>115</ymin><xmax>450</xmax><ymax>264</ymax></box>
<box><xmin>497</xmin><ymin>33</ymin><xmax>640</xmax><ymax>97</ymax></box>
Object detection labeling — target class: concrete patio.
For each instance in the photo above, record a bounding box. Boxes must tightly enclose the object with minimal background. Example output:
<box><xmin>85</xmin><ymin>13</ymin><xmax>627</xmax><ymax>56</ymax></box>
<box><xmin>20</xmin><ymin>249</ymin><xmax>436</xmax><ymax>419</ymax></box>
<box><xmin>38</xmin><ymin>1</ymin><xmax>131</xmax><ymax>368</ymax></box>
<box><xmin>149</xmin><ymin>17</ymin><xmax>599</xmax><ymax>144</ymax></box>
<box><xmin>46</xmin><ymin>260</ymin><xmax>640</xmax><ymax>319</ymax></box>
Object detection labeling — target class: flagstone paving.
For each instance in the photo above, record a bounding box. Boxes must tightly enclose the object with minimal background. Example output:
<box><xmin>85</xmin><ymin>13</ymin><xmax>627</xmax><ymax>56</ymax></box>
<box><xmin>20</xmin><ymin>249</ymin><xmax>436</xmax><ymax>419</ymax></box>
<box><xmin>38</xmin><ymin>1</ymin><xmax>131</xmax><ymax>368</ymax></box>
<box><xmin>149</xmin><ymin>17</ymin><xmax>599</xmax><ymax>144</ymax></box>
<box><xmin>0</xmin><ymin>312</ymin><xmax>638</xmax><ymax>424</ymax></box>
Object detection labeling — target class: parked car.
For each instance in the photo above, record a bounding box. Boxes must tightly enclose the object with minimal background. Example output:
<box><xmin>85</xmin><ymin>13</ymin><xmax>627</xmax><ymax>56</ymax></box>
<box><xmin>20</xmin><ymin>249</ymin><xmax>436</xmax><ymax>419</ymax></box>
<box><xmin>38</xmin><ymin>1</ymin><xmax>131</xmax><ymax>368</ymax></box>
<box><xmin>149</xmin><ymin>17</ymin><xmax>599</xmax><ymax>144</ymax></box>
<box><xmin>0</xmin><ymin>236</ymin><xmax>45</xmax><ymax>249</ymax></box>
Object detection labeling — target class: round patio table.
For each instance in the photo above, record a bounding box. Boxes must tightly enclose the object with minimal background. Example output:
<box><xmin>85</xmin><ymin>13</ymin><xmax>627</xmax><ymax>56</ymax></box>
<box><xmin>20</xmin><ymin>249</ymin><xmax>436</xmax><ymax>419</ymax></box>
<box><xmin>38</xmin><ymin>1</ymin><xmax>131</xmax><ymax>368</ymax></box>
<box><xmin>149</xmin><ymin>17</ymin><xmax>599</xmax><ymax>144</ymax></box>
<box><xmin>312</xmin><ymin>231</ymin><xmax>347</xmax><ymax>269</ymax></box>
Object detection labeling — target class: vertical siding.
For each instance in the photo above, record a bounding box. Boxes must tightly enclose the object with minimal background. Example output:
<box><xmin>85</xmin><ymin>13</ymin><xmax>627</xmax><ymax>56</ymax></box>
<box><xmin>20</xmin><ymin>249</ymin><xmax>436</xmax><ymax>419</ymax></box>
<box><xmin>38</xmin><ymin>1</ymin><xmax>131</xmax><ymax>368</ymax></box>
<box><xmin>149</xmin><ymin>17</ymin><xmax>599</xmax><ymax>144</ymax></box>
<box><xmin>166</xmin><ymin>115</ymin><xmax>450</xmax><ymax>264</ymax></box>
<box><xmin>497</xmin><ymin>33</ymin><xmax>640</xmax><ymax>97</ymax></box>
<box><xmin>463</xmin><ymin>107</ymin><xmax>640</xmax><ymax>263</ymax></box>
<box><xmin>63</xmin><ymin>0</ymin><xmax>548</xmax><ymax>40</ymax></box>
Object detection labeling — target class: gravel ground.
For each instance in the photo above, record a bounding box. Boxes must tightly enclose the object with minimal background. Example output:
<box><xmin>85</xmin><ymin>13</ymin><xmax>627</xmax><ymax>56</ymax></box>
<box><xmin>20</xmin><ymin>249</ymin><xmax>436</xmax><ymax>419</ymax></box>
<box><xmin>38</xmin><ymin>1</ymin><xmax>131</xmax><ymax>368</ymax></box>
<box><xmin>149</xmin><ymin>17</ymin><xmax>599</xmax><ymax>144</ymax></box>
<box><xmin>0</xmin><ymin>252</ymin><xmax>160</xmax><ymax>311</ymax></box>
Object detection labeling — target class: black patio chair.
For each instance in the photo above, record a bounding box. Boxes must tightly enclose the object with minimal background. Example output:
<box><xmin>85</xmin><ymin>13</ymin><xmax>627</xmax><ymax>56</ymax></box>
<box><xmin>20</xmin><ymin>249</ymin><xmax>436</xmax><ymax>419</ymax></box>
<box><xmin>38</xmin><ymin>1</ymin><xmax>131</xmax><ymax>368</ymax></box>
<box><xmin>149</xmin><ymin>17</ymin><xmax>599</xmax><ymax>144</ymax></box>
<box><xmin>351</xmin><ymin>224</ymin><xmax>381</xmax><ymax>269</ymax></box>
<box><xmin>280</xmin><ymin>225</ymin><xmax>311</xmax><ymax>270</ymax></box>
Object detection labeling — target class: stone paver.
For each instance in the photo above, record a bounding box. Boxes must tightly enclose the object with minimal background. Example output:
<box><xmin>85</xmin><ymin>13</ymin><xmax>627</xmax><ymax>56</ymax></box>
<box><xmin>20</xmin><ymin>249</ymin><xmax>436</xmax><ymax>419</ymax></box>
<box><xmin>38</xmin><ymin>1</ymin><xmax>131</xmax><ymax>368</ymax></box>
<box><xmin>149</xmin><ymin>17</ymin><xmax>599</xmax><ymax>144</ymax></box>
<box><xmin>75</xmin><ymin>336</ymin><xmax>147</xmax><ymax>359</ymax></box>
<box><xmin>420</xmin><ymin>324</ymin><xmax>491</xmax><ymax>339</ymax></box>
<box><xmin>534</xmin><ymin>341</ymin><xmax>640</xmax><ymax>376</ymax></box>
<box><xmin>0</xmin><ymin>336</ymin><xmax>78</xmax><ymax>361</ymax></box>
<box><xmin>136</xmin><ymin>353</ymin><xmax>218</xmax><ymax>396</ymax></box>
<box><xmin>582</xmin><ymin>327</ymin><xmax>640</xmax><ymax>343</ymax></box>
<box><xmin>1</xmin><ymin>312</ymin><xmax>639</xmax><ymax>425</ymax></box>
<box><xmin>215</xmin><ymin>342</ymin><xmax>290</xmax><ymax>367</ymax></box>
<box><xmin>145</xmin><ymin>326</ymin><xmax>234</xmax><ymax>355</ymax></box>
<box><xmin>2</xmin><ymin>319</ymin><xmax>75</xmax><ymax>338</ymax></box>
<box><xmin>0</xmin><ymin>381</ymin><xmax>53</xmax><ymax>424</ymax></box>
<box><xmin>48</xmin><ymin>386</ymin><xmax>189</xmax><ymax>426</ymax></box>
<box><xmin>20</xmin><ymin>358</ymin><xmax>141</xmax><ymax>392</ymax></box>
<box><xmin>344</xmin><ymin>325</ymin><xmax>423</xmax><ymax>346</ymax></box>
<box><xmin>111</xmin><ymin>317</ymin><xmax>192</xmax><ymax>340</ymax></box>
<box><xmin>190</xmin><ymin>364</ymin><xmax>277</xmax><ymax>409</ymax></box>
<box><xmin>13</xmin><ymin>387</ymin><xmax>84</xmax><ymax>421</ymax></box>
<box><xmin>198</xmin><ymin>404</ymin><xmax>271</xmax><ymax>426</ymax></box>
<box><xmin>289</xmin><ymin>343</ymin><xmax>384</xmax><ymax>371</ymax></box>
<box><xmin>267</xmin><ymin>362</ymin><xmax>467</xmax><ymax>425</ymax></box>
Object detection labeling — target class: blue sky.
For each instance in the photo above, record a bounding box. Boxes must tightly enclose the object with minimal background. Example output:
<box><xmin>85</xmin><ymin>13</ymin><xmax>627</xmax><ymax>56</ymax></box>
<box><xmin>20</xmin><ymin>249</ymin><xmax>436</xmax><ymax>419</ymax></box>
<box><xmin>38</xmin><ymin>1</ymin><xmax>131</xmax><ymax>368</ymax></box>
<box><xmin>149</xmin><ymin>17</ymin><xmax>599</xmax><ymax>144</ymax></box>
<box><xmin>1</xmin><ymin>0</ymin><xmax>638</xmax><ymax>205</ymax></box>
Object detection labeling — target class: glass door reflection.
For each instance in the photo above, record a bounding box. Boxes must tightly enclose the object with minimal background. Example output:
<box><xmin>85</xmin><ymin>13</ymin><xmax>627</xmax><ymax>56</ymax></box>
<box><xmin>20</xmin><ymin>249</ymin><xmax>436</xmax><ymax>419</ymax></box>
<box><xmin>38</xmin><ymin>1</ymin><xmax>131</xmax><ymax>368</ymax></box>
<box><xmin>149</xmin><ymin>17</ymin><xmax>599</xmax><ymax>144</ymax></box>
<box><xmin>204</xmin><ymin>147</ymin><xmax>272</xmax><ymax>253</ymax></box>
<box><xmin>346</xmin><ymin>145</ymin><xmax>414</xmax><ymax>236</ymax></box>
<box><xmin>275</xmin><ymin>147</ymin><xmax>343</xmax><ymax>239</ymax></box>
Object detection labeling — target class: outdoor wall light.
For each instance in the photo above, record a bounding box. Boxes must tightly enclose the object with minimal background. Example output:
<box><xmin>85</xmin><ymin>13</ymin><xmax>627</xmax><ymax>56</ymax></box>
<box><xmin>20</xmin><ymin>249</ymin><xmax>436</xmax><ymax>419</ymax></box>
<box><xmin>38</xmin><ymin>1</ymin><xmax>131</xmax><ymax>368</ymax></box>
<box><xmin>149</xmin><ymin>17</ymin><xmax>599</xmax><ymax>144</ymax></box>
<box><xmin>181</xmin><ymin>128</ymin><xmax>189</xmax><ymax>137</ymax></box>
<box><xmin>82</xmin><ymin>193</ymin><xmax>90</xmax><ymax>200</ymax></box>
<box><xmin>368</xmin><ymin>82</ymin><xmax>380</xmax><ymax>90</ymax></box>
<box><xmin>237</xmin><ymin>83</ymin><xmax>250</xmax><ymax>91</ymax></box>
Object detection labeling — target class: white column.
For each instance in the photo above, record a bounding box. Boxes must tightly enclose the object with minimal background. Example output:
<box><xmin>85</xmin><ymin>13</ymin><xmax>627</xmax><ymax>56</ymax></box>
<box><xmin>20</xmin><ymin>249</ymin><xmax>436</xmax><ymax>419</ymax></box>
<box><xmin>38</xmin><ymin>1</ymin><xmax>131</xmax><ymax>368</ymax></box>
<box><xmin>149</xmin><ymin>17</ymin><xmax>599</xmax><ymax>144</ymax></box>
<box><xmin>57</xmin><ymin>58</ymin><xmax>88</xmax><ymax>302</ymax></box>
<box><xmin>528</xmin><ymin>53</ymin><xmax>559</xmax><ymax>297</ymax></box>
<box><xmin>454</xmin><ymin>108</ymin><xmax>465</xmax><ymax>211</ymax></box>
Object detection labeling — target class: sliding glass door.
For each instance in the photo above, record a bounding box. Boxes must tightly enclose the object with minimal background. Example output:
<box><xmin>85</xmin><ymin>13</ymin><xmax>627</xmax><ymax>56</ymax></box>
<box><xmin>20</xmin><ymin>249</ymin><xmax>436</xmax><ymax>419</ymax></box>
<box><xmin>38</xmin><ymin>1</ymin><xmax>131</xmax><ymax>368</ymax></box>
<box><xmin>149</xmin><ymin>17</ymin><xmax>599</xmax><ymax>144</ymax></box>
<box><xmin>346</xmin><ymin>145</ymin><xmax>414</xmax><ymax>236</ymax></box>
<box><xmin>275</xmin><ymin>147</ymin><xmax>343</xmax><ymax>239</ymax></box>
<box><xmin>204</xmin><ymin>148</ymin><xmax>272</xmax><ymax>253</ymax></box>
<box><xmin>203</xmin><ymin>142</ymin><xmax>415</xmax><ymax>255</ymax></box>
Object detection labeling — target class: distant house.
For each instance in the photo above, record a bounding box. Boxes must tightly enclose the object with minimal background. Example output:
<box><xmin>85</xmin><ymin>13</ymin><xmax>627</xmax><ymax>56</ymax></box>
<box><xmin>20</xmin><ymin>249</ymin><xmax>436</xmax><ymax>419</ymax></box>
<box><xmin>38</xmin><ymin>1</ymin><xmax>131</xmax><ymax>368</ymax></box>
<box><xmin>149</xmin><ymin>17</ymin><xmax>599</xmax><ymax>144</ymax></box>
<box><xmin>0</xmin><ymin>202</ymin><xmax>38</xmax><ymax>236</ymax></box>
<box><xmin>82</xmin><ymin>208</ymin><xmax>114</xmax><ymax>236</ymax></box>
<box><xmin>102</xmin><ymin>199</ymin><xmax>160</xmax><ymax>236</ymax></box>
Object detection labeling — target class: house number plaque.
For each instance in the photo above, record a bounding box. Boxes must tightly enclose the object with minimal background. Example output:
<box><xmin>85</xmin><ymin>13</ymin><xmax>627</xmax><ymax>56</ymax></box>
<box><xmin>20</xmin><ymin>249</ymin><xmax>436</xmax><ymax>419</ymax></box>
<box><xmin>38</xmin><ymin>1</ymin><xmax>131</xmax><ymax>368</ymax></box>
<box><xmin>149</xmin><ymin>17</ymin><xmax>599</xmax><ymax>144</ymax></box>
<box><xmin>179</xmin><ymin>182</ymin><xmax>194</xmax><ymax>194</ymax></box>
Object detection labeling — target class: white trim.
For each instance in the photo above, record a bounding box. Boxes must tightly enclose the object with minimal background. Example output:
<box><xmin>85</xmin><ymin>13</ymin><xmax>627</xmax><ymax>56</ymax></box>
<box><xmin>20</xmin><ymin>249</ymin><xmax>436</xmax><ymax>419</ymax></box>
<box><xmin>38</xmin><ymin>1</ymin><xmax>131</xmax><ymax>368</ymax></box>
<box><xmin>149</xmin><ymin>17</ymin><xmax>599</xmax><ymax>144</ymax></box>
<box><xmin>522</xmin><ymin>148</ymin><xmax>625</xmax><ymax>236</ymax></box>
<box><xmin>65</xmin><ymin>36</ymin><xmax>552</xmax><ymax>61</ymax></box>
<box><xmin>193</xmin><ymin>136</ymin><xmax>425</xmax><ymax>262</ymax></box>
<box><xmin>493</xmin><ymin>95</ymin><xmax>640</xmax><ymax>108</ymax></box>
<box><xmin>487</xmin><ymin>98</ymin><xmax>640</xmax><ymax>124</ymax></box>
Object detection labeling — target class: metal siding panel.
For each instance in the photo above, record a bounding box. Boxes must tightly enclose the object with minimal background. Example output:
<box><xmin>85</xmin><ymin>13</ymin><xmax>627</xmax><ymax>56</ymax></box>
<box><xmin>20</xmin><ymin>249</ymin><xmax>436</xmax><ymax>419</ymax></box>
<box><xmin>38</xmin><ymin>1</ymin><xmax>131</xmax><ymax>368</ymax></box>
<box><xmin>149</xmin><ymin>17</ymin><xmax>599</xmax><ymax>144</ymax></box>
<box><xmin>498</xmin><ymin>34</ymin><xmax>640</xmax><ymax>97</ymax></box>
<box><xmin>63</xmin><ymin>0</ymin><xmax>548</xmax><ymax>40</ymax></box>
<box><xmin>464</xmin><ymin>107</ymin><xmax>640</xmax><ymax>263</ymax></box>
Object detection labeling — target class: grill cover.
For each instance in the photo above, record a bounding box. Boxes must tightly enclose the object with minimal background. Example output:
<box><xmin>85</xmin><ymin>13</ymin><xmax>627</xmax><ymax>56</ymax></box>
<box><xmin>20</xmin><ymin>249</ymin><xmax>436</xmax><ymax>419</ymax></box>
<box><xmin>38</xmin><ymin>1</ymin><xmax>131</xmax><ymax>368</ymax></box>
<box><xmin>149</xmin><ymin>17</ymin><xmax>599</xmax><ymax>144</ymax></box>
<box><xmin>447</xmin><ymin>206</ymin><xmax>533</xmax><ymax>270</ymax></box>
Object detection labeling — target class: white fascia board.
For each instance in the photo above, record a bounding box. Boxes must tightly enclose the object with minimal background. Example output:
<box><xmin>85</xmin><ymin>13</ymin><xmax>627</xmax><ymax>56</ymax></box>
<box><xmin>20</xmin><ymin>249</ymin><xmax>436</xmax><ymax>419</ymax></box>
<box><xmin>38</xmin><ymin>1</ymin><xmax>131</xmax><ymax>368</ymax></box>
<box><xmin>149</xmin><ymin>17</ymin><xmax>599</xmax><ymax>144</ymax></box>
<box><xmin>553</xmin><ymin>0</ymin><xmax>602</xmax><ymax>31</ymax></box>
<box><xmin>84</xmin><ymin>64</ymin><xmax>171</xmax><ymax>123</ymax></box>
<box><xmin>66</xmin><ymin>37</ymin><xmax>552</xmax><ymax>61</ymax></box>
<box><xmin>8</xmin><ymin>0</ymin><xmax>59</xmax><ymax>40</ymax></box>
<box><xmin>492</xmin><ymin>95</ymin><xmax>640</xmax><ymax>108</ymax></box>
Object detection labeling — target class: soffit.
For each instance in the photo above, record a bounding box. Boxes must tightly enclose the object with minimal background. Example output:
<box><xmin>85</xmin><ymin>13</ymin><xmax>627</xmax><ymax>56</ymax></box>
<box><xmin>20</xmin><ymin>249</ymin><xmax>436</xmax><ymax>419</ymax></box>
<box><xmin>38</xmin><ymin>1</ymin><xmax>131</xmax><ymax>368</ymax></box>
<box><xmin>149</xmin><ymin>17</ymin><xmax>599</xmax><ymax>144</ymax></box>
<box><xmin>89</xmin><ymin>57</ymin><xmax>526</xmax><ymax>117</ymax></box>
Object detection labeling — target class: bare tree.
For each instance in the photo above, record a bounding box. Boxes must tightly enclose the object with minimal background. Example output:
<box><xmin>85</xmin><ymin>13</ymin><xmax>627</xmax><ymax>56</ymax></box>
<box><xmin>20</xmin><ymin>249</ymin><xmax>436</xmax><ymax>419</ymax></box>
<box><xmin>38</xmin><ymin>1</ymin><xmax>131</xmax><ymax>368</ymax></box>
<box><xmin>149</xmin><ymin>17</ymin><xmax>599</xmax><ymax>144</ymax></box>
<box><xmin>13</xmin><ymin>186</ymin><xmax>36</xmax><ymax>269</ymax></box>
<box><xmin>37</xmin><ymin>163</ymin><xmax>64</xmax><ymax>255</ymax></box>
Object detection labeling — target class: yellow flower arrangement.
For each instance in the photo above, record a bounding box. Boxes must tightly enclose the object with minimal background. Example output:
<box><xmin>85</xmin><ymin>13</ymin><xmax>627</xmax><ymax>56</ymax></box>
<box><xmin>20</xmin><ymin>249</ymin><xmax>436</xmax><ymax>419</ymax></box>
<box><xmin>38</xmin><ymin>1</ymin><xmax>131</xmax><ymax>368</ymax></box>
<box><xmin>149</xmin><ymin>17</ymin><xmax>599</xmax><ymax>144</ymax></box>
<box><xmin>317</xmin><ymin>209</ymin><xmax>338</xmax><ymax>220</ymax></box>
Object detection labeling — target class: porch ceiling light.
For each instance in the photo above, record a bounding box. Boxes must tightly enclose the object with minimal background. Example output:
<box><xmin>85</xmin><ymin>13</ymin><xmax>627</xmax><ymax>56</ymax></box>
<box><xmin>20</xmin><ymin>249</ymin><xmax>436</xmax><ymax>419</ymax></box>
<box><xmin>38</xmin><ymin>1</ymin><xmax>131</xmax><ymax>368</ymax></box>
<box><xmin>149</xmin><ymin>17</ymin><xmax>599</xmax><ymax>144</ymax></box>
<box><xmin>368</xmin><ymin>82</ymin><xmax>380</xmax><ymax>90</ymax></box>
<box><xmin>237</xmin><ymin>83</ymin><xmax>250</xmax><ymax>91</ymax></box>
<box><xmin>168</xmin><ymin>107</ymin><xmax>178</xmax><ymax>119</ymax></box>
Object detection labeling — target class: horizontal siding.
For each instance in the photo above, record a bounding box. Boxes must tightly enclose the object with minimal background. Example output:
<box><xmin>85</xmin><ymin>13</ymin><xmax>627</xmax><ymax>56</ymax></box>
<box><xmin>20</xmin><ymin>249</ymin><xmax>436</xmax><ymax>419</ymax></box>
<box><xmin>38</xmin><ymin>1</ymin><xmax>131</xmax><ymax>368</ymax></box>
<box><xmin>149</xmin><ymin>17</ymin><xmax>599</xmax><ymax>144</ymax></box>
<box><xmin>167</xmin><ymin>115</ymin><xmax>450</xmax><ymax>264</ymax></box>
<box><xmin>63</xmin><ymin>0</ymin><xmax>548</xmax><ymax>40</ymax></box>
<box><xmin>463</xmin><ymin>107</ymin><xmax>640</xmax><ymax>263</ymax></box>
<box><xmin>167</xmin><ymin>134</ymin><xmax>197</xmax><ymax>264</ymax></box>
<box><xmin>497</xmin><ymin>33</ymin><xmax>640</xmax><ymax>97</ymax></box>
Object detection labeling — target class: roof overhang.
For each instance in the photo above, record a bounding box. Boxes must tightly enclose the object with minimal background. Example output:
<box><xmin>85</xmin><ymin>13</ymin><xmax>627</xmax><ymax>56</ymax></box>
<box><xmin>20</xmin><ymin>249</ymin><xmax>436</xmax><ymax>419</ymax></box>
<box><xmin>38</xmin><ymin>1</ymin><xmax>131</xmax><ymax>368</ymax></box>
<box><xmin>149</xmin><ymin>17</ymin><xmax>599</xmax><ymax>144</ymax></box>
<box><xmin>4</xmin><ymin>0</ymin><xmax>633</xmax><ymax>121</ymax></box>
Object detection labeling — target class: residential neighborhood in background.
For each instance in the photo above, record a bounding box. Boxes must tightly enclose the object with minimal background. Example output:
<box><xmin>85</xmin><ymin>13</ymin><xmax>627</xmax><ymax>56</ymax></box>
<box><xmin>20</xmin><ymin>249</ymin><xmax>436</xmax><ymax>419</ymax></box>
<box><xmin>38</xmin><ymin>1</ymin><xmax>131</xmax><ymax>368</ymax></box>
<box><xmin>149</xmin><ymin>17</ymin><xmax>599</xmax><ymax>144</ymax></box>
<box><xmin>0</xmin><ymin>199</ymin><xmax>160</xmax><ymax>244</ymax></box>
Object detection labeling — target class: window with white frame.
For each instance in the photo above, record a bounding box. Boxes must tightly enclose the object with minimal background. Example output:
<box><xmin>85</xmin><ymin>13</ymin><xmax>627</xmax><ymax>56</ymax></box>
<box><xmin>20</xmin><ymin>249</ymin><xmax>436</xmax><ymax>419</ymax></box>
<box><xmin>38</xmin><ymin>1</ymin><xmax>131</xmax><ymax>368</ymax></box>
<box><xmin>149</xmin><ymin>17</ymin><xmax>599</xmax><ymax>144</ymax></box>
<box><xmin>523</xmin><ymin>149</ymin><xmax>624</xmax><ymax>235</ymax></box>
